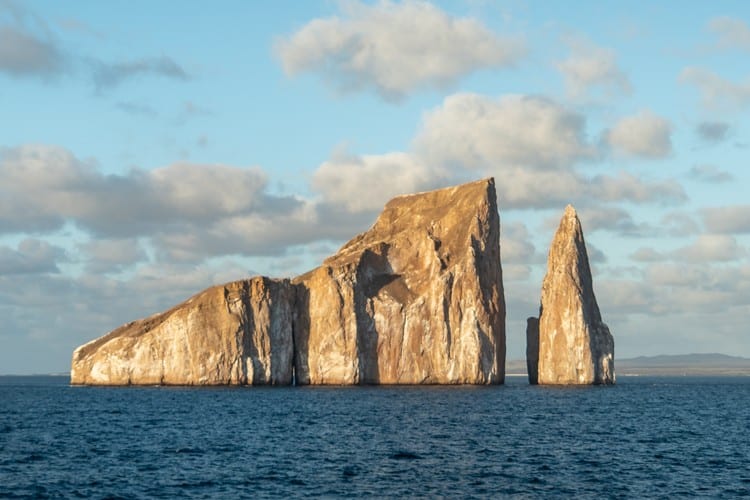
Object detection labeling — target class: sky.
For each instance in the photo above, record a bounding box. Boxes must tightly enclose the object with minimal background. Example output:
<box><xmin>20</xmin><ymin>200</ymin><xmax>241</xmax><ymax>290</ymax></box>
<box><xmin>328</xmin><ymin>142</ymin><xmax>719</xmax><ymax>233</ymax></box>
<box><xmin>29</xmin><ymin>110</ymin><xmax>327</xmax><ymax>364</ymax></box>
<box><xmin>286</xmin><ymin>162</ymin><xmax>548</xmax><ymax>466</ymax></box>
<box><xmin>2</xmin><ymin>0</ymin><xmax>750</xmax><ymax>374</ymax></box>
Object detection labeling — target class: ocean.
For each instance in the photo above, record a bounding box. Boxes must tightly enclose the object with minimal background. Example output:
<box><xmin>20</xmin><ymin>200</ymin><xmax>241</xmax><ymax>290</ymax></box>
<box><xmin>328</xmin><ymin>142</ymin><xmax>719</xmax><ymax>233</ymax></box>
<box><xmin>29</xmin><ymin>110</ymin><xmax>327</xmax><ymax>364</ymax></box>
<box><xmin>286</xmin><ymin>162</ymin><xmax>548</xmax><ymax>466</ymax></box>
<box><xmin>1</xmin><ymin>375</ymin><xmax>749</xmax><ymax>498</ymax></box>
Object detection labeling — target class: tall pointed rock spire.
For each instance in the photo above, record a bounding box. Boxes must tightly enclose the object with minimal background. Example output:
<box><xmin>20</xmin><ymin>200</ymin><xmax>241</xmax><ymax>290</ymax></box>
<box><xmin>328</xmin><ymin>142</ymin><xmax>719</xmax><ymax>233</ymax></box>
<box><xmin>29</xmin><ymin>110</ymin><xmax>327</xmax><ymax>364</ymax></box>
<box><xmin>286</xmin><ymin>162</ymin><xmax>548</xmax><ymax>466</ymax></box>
<box><xmin>527</xmin><ymin>205</ymin><xmax>615</xmax><ymax>385</ymax></box>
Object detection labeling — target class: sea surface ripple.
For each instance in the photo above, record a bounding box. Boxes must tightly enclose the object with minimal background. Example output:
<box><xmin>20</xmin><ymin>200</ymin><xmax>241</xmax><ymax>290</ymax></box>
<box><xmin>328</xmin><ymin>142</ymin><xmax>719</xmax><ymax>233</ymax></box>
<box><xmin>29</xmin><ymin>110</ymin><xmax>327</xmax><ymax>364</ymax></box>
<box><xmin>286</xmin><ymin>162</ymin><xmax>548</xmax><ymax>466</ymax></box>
<box><xmin>1</xmin><ymin>375</ymin><xmax>749</xmax><ymax>498</ymax></box>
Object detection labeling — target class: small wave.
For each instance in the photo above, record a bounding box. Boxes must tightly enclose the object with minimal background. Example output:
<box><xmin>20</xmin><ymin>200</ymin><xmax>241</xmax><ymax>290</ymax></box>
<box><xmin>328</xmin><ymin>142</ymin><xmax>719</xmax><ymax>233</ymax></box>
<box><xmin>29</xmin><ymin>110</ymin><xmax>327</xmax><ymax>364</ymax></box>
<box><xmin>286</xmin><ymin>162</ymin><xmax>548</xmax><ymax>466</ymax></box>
<box><xmin>173</xmin><ymin>447</ymin><xmax>205</xmax><ymax>455</ymax></box>
<box><xmin>390</xmin><ymin>450</ymin><xmax>422</xmax><ymax>460</ymax></box>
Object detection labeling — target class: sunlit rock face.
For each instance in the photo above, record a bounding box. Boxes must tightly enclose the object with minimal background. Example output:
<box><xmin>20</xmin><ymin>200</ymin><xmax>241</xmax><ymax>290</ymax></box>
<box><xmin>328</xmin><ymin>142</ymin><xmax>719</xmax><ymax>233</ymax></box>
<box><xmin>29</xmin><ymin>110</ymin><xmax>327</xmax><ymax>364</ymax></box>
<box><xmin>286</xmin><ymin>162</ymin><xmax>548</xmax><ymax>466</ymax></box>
<box><xmin>528</xmin><ymin>205</ymin><xmax>615</xmax><ymax>385</ymax></box>
<box><xmin>71</xmin><ymin>178</ymin><xmax>506</xmax><ymax>385</ymax></box>
<box><xmin>70</xmin><ymin>278</ymin><xmax>296</xmax><ymax>385</ymax></box>
<box><xmin>294</xmin><ymin>178</ymin><xmax>506</xmax><ymax>384</ymax></box>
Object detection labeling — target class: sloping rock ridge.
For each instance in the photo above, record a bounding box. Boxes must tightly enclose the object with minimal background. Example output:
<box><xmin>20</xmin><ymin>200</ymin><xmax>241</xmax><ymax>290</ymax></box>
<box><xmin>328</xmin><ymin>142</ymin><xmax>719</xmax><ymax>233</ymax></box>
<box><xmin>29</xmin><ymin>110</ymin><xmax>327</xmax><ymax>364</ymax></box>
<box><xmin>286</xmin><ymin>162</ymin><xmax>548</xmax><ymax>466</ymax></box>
<box><xmin>71</xmin><ymin>278</ymin><xmax>296</xmax><ymax>385</ymax></box>
<box><xmin>527</xmin><ymin>205</ymin><xmax>615</xmax><ymax>385</ymax></box>
<box><xmin>71</xmin><ymin>178</ymin><xmax>506</xmax><ymax>385</ymax></box>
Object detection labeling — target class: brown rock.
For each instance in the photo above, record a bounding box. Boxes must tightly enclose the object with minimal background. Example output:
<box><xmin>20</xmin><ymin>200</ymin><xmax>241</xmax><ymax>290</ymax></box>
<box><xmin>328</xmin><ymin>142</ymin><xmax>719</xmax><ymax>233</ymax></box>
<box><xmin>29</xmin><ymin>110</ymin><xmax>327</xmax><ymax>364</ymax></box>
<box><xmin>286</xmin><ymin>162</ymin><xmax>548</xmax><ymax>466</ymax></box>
<box><xmin>71</xmin><ymin>278</ymin><xmax>296</xmax><ymax>385</ymax></box>
<box><xmin>294</xmin><ymin>178</ymin><xmax>506</xmax><ymax>384</ymax></box>
<box><xmin>71</xmin><ymin>178</ymin><xmax>506</xmax><ymax>386</ymax></box>
<box><xmin>528</xmin><ymin>205</ymin><xmax>615</xmax><ymax>385</ymax></box>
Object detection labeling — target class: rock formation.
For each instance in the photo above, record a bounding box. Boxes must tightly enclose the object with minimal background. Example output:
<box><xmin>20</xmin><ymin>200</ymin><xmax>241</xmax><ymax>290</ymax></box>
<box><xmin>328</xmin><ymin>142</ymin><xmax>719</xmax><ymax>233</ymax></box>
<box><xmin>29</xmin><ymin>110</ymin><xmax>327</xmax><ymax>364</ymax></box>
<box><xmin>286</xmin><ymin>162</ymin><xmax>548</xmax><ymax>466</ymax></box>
<box><xmin>527</xmin><ymin>205</ymin><xmax>615</xmax><ymax>385</ymax></box>
<box><xmin>71</xmin><ymin>178</ymin><xmax>506</xmax><ymax>385</ymax></box>
<box><xmin>71</xmin><ymin>278</ymin><xmax>296</xmax><ymax>385</ymax></box>
<box><xmin>525</xmin><ymin>317</ymin><xmax>539</xmax><ymax>385</ymax></box>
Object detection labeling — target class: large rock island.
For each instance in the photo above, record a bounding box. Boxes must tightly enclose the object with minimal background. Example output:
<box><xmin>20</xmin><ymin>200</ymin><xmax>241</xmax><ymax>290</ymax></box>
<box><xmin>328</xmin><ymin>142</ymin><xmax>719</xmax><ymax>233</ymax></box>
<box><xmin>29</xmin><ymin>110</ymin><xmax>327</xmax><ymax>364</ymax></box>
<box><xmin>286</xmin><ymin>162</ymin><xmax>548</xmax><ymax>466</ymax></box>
<box><xmin>71</xmin><ymin>178</ymin><xmax>506</xmax><ymax>385</ymax></box>
<box><xmin>526</xmin><ymin>205</ymin><xmax>615</xmax><ymax>385</ymax></box>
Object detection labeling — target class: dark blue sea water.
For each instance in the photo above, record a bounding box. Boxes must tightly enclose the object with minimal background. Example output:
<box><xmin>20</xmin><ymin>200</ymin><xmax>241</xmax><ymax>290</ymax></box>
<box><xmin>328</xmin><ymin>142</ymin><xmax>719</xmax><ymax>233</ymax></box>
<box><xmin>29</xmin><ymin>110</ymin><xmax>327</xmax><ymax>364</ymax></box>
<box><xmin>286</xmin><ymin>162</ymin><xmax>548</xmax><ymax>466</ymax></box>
<box><xmin>1</xmin><ymin>376</ymin><xmax>749</xmax><ymax>498</ymax></box>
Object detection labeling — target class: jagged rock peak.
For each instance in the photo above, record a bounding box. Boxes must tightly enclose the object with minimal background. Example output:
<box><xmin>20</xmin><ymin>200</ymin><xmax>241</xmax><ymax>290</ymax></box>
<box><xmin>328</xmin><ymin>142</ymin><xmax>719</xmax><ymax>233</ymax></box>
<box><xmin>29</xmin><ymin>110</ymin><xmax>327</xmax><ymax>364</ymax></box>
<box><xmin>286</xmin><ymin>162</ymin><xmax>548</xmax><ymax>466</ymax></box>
<box><xmin>527</xmin><ymin>204</ymin><xmax>615</xmax><ymax>385</ymax></box>
<box><xmin>71</xmin><ymin>178</ymin><xmax>506</xmax><ymax>386</ymax></box>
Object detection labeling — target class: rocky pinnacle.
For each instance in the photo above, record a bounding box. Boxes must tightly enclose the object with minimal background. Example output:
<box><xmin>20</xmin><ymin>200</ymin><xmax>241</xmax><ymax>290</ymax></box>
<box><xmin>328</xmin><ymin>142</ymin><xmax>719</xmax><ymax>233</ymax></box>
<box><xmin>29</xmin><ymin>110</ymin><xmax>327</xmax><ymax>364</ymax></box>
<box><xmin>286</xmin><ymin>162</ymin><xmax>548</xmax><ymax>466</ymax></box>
<box><xmin>527</xmin><ymin>205</ymin><xmax>615</xmax><ymax>385</ymax></box>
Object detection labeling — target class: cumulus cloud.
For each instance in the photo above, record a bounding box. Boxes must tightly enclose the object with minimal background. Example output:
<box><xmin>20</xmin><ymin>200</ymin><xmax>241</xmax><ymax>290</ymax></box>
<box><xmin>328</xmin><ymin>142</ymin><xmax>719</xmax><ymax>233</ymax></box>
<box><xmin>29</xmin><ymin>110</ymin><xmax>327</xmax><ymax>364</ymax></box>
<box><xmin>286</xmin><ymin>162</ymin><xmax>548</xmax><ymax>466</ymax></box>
<box><xmin>91</xmin><ymin>55</ymin><xmax>189</xmax><ymax>91</ymax></box>
<box><xmin>702</xmin><ymin>205</ymin><xmax>750</xmax><ymax>234</ymax></box>
<box><xmin>415</xmin><ymin>93</ymin><xmax>596</xmax><ymax>170</ymax></box>
<box><xmin>308</xmin><ymin>93</ymin><xmax>685</xmax><ymax>211</ymax></box>
<box><xmin>674</xmin><ymin>234</ymin><xmax>746</xmax><ymax>263</ymax></box>
<box><xmin>311</xmin><ymin>151</ymin><xmax>446</xmax><ymax>212</ymax></box>
<box><xmin>708</xmin><ymin>16</ymin><xmax>750</xmax><ymax>51</ymax></box>
<box><xmin>0</xmin><ymin>145</ymin><xmax>279</xmax><ymax>236</ymax></box>
<box><xmin>556</xmin><ymin>38</ymin><xmax>631</xmax><ymax>100</ymax></box>
<box><xmin>680</xmin><ymin>66</ymin><xmax>750</xmax><ymax>110</ymax></box>
<box><xmin>0</xmin><ymin>239</ymin><xmax>66</xmax><ymax>275</ymax></box>
<box><xmin>589</xmin><ymin>171</ymin><xmax>685</xmax><ymax>204</ymax></box>
<box><xmin>604</xmin><ymin>110</ymin><xmax>672</xmax><ymax>158</ymax></box>
<box><xmin>276</xmin><ymin>0</ymin><xmax>524</xmax><ymax>99</ymax></box>
<box><xmin>630</xmin><ymin>234</ymin><xmax>745</xmax><ymax>264</ymax></box>
<box><xmin>0</xmin><ymin>145</ymin><xmax>356</xmax><ymax>262</ymax></box>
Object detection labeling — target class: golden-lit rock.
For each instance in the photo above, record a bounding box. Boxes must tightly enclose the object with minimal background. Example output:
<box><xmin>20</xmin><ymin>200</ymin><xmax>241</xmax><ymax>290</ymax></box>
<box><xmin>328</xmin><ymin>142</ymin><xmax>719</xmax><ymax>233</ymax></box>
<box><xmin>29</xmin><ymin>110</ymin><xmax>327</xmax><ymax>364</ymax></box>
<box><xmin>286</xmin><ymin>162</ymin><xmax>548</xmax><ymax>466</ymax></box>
<box><xmin>71</xmin><ymin>178</ymin><xmax>506</xmax><ymax>385</ymax></box>
<box><xmin>528</xmin><ymin>205</ymin><xmax>615</xmax><ymax>385</ymax></box>
<box><xmin>294</xmin><ymin>178</ymin><xmax>506</xmax><ymax>384</ymax></box>
<box><xmin>71</xmin><ymin>278</ymin><xmax>296</xmax><ymax>385</ymax></box>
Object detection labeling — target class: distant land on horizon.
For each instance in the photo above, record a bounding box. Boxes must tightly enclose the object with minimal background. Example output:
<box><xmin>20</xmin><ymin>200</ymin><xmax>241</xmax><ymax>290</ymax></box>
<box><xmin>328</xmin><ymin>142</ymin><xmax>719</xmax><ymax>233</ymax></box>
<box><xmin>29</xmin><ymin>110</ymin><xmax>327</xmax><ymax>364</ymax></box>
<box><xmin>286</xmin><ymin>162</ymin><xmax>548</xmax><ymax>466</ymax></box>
<box><xmin>506</xmin><ymin>353</ymin><xmax>750</xmax><ymax>376</ymax></box>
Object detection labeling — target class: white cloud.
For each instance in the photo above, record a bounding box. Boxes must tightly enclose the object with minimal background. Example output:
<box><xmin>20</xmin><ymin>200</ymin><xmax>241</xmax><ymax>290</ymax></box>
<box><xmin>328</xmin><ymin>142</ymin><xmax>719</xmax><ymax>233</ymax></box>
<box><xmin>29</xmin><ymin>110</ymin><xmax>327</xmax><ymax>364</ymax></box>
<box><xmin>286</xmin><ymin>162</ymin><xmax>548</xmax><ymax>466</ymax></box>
<box><xmin>679</xmin><ymin>66</ymin><xmax>750</xmax><ymax>110</ymax></box>
<box><xmin>605</xmin><ymin>110</ymin><xmax>672</xmax><ymax>158</ymax></box>
<box><xmin>556</xmin><ymin>38</ymin><xmax>631</xmax><ymax>100</ymax></box>
<box><xmin>702</xmin><ymin>205</ymin><xmax>750</xmax><ymax>234</ymax></box>
<box><xmin>311</xmin><ymin>152</ymin><xmax>444</xmax><ymax>212</ymax></box>
<box><xmin>415</xmin><ymin>93</ymin><xmax>596</xmax><ymax>171</ymax></box>
<box><xmin>708</xmin><ymin>16</ymin><xmax>750</xmax><ymax>51</ymax></box>
<box><xmin>674</xmin><ymin>234</ymin><xmax>746</xmax><ymax>263</ymax></box>
<box><xmin>307</xmin><ymin>93</ymin><xmax>685</xmax><ymax>211</ymax></box>
<box><xmin>589</xmin><ymin>171</ymin><xmax>684</xmax><ymax>204</ymax></box>
<box><xmin>276</xmin><ymin>0</ymin><xmax>524</xmax><ymax>99</ymax></box>
<box><xmin>0</xmin><ymin>144</ymin><xmax>376</xmax><ymax>264</ymax></box>
<box><xmin>0</xmin><ymin>145</ymin><xmax>279</xmax><ymax>237</ymax></box>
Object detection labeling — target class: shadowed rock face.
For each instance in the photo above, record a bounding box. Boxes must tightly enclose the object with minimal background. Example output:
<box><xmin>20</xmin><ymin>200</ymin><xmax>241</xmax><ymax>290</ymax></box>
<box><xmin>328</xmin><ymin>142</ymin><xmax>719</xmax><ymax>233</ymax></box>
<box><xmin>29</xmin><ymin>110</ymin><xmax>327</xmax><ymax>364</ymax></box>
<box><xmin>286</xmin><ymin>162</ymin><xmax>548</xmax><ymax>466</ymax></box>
<box><xmin>527</xmin><ymin>205</ymin><xmax>615</xmax><ymax>385</ymax></box>
<box><xmin>71</xmin><ymin>178</ymin><xmax>506</xmax><ymax>385</ymax></box>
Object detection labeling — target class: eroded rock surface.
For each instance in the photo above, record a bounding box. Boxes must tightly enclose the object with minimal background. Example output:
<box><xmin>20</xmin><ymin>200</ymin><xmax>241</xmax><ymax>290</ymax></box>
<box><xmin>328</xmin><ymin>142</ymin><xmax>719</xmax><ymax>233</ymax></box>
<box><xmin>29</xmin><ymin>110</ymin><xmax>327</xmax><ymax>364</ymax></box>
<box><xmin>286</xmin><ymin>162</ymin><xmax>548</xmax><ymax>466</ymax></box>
<box><xmin>528</xmin><ymin>205</ymin><xmax>615</xmax><ymax>385</ymax></box>
<box><xmin>71</xmin><ymin>278</ymin><xmax>296</xmax><ymax>385</ymax></box>
<box><xmin>71</xmin><ymin>178</ymin><xmax>506</xmax><ymax>385</ymax></box>
<box><xmin>294</xmin><ymin>178</ymin><xmax>505</xmax><ymax>384</ymax></box>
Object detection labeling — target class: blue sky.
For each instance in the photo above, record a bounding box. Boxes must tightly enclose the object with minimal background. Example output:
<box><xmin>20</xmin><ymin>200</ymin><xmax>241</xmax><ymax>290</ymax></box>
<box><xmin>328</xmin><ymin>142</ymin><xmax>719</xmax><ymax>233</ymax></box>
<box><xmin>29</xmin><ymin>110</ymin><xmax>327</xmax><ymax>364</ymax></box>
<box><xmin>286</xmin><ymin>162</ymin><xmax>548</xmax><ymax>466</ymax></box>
<box><xmin>2</xmin><ymin>0</ymin><xmax>750</xmax><ymax>374</ymax></box>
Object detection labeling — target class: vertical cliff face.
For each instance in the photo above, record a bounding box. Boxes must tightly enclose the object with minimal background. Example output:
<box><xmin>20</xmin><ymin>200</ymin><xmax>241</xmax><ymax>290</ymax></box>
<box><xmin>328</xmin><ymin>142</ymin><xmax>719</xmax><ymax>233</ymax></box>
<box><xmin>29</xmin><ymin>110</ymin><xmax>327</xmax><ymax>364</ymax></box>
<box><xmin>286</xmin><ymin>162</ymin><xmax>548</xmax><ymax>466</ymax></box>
<box><xmin>70</xmin><ymin>278</ymin><xmax>296</xmax><ymax>385</ymax></box>
<box><xmin>528</xmin><ymin>205</ymin><xmax>615</xmax><ymax>385</ymax></box>
<box><xmin>294</xmin><ymin>178</ymin><xmax>506</xmax><ymax>384</ymax></box>
<box><xmin>71</xmin><ymin>178</ymin><xmax>506</xmax><ymax>386</ymax></box>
